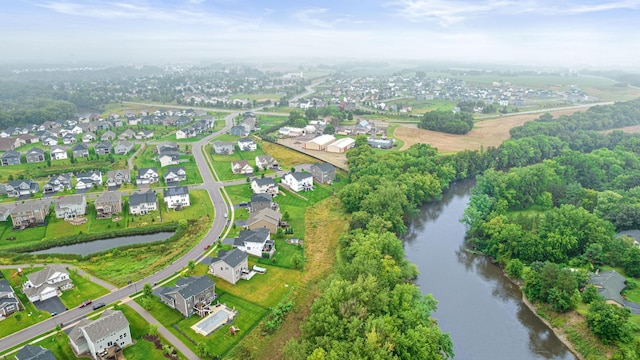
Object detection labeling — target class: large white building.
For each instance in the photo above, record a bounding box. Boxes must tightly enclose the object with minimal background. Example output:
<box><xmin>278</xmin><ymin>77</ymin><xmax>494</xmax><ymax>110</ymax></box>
<box><xmin>304</xmin><ymin>134</ymin><xmax>335</xmax><ymax>151</ymax></box>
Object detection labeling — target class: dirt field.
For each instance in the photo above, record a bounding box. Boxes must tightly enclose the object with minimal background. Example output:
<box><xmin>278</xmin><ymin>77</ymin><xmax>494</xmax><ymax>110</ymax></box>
<box><xmin>277</xmin><ymin>137</ymin><xmax>350</xmax><ymax>170</ymax></box>
<box><xmin>395</xmin><ymin>107</ymin><xmax>591</xmax><ymax>153</ymax></box>
<box><xmin>603</xmin><ymin>124</ymin><xmax>640</xmax><ymax>134</ymax></box>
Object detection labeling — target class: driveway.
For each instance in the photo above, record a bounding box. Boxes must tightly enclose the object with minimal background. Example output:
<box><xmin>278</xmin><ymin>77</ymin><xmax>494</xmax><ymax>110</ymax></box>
<box><xmin>34</xmin><ymin>297</ymin><xmax>67</xmax><ymax>315</ymax></box>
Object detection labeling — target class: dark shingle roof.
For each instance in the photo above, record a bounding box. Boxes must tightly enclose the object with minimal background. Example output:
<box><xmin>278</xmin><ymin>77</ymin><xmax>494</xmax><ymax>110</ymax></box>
<box><xmin>210</xmin><ymin>249</ymin><xmax>247</xmax><ymax>268</ymax></box>
<box><xmin>252</xmin><ymin>178</ymin><xmax>276</xmax><ymax>187</ymax></box>
<box><xmin>290</xmin><ymin>172</ymin><xmax>312</xmax><ymax>182</ymax></box>
<box><xmin>312</xmin><ymin>162</ymin><xmax>335</xmax><ymax>173</ymax></box>
<box><xmin>0</xmin><ymin>278</ymin><xmax>14</xmax><ymax>293</ymax></box>
<box><xmin>129</xmin><ymin>190</ymin><xmax>157</xmax><ymax>207</ymax></box>
<box><xmin>82</xmin><ymin>309</ymin><xmax>129</xmax><ymax>344</ymax></box>
<box><xmin>164</xmin><ymin>186</ymin><xmax>189</xmax><ymax>197</ymax></box>
<box><xmin>15</xmin><ymin>345</ymin><xmax>56</xmax><ymax>360</ymax></box>
<box><xmin>251</xmin><ymin>193</ymin><xmax>272</xmax><ymax>203</ymax></box>
<box><xmin>589</xmin><ymin>270</ymin><xmax>627</xmax><ymax>305</ymax></box>
<box><xmin>235</xmin><ymin>228</ymin><xmax>270</xmax><ymax>245</ymax></box>
<box><xmin>157</xmin><ymin>276</ymin><xmax>214</xmax><ymax>301</ymax></box>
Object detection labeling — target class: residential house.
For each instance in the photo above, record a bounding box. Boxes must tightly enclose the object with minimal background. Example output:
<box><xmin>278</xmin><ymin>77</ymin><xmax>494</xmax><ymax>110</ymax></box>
<box><xmin>95</xmin><ymin>141</ymin><xmax>113</xmax><ymax>155</ymax></box>
<box><xmin>310</xmin><ymin>163</ymin><xmax>336</xmax><ymax>184</ymax></box>
<box><xmin>212</xmin><ymin>141</ymin><xmax>234</xmax><ymax>155</ymax></box>
<box><xmin>1</xmin><ymin>150</ymin><xmax>21</xmax><ymax>166</ymax></box>
<box><xmin>0</xmin><ymin>137</ymin><xmax>16</xmax><ymax>151</ymax></box>
<box><xmin>50</xmin><ymin>145</ymin><xmax>68</xmax><ymax>160</ymax></box>
<box><xmin>17</xmin><ymin>133</ymin><xmax>39</xmax><ymax>145</ymax></box>
<box><xmin>355</xmin><ymin>120</ymin><xmax>373</xmax><ymax>134</ymax></box>
<box><xmin>589</xmin><ymin>270</ymin><xmax>627</xmax><ymax>307</ymax></box>
<box><xmin>10</xmin><ymin>200</ymin><xmax>50</xmax><ymax>229</ymax></box>
<box><xmin>250</xmin><ymin>193</ymin><xmax>273</xmax><ymax>213</ymax></box>
<box><xmin>22</xmin><ymin>265</ymin><xmax>72</xmax><ymax>302</ymax></box>
<box><xmin>72</xmin><ymin>143</ymin><xmax>89</xmax><ymax>158</ymax></box>
<box><xmin>176</xmin><ymin>127</ymin><xmax>196</xmax><ymax>139</ymax></box>
<box><xmin>5</xmin><ymin>180</ymin><xmax>39</xmax><ymax>198</ymax></box>
<box><xmin>106</xmin><ymin>170</ymin><xmax>130</xmax><ymax>187</ymax></box>
<box><xmin>231</xmin><ymin>228</ymin><xmax>275</xmax><ymax>258</ymax></box>
<box><xmin>237</xmin><ymin>138</ymin><xmax>257</xmax><ymax>151</ymax></box>
<box><xmin>129</xmin><ymin>190</ymin><xmax>158</xmax><ymax>215</ymax></box>
<box><xmin>15</xmin><ymin>346</ymin><xmax>55</xmax><ymax>360</ymax></box>
<box><xmin>65</xmin><ymin>124</ymin><xmax>83</xmax><ymax>135</ymax></box>
<box><xmin>25</xmin><ymin>147</ymin><xmax>45</xmax><ymax>164</ymax></box>
<box><xmin>54</xmin><ymin>194</ymin><xmax>87</xmax><ymax>219</ymax></box>
<box><xmin>0</xmin><ymin>279</ymin><xmax>19</xmax><ymax>317</ymax></box>
<box><xmin>158</xmin><ymin>152</ymin><xmax>179</xmax><ymax>167</ymax></box>
<box><xmin>94</xmin><ymin>191</ymin><xmax>122</xmax><ymax>218</ymax></box>
<box><xmin>101</xmin><ymin>130</ymin><xmax>116</xmax><ymax>141</ymax></box>
<box><xmin>136</xmin><ymin>167</ymin><xmax>159</xmax><ymax>185</ymax></box>
<box><xmin>246</xmin><ymin>208</ymin><xmax>282</xmax><ymax>234</ymax></box>
<box><xmin>75</xmin><ymin>171</ymin><xmax>102</xmax><ymax>190</ymax></box>
<box><xmin>207</xmin><ymin>249</ymin><xmax>249</xmax><ymax>285</ymax></box>
<box><xmin>68</xmin><ymin>309</ymin><xmax>132</xmax><ymax>360</ymax></box>
<box><xmin>282</xmin><ymin>172</ymin><xmax>313</xmax><ymax>192</ymax></box>
<box><xmin>231</xmin><ymin>160</ymin><xmax>253</xmax><ymax>175</ymax></box>
<box><xmin>164</xmin><ymin>166</ymin><xmax>186</xmax><ymax>184</ymax></box>
<box><xmin>62</xmin><ymin>134</ymin><xmax>77</xmax><ymax>145</ymax></box>
<box><xmin>41</xmin><ymin>136</ymin><xmax>58</xmax><ymax>146</ymax></box>
<box><xmin>156</xmin><ymin>142</ymin><xmax>179</xmax><ymax>154</ymax></box>
<box><xmin>119</xmin><ymin>129</ymin><xmax>136</xmax><ymax>140</ymax></box>
<box><xmin>81</xmin><ymin>132</ymin><xmax>96</xmax><ymax>143</ymax></box>
<box><xmin>135</xmin><ymin>130</ymin><xmax>154</xmax><ymax>140</ymax></box>
<box><xmin>0</xmin><ymin>204</ymin><xmax>15</xmax><ymax>221</ymax></box>
<box><xmin>113</xmin><ymin>141</ymin><xmax>134</xmax><ymax>155</ymax></box>
<box><xmin>164</xmin><ymin>186</ymin><xmax>190</xmax><ymax>209</ymax></box>
<box><xmin>44</xmin><ymin>173</ymin><xmax>73</xmax><ymax>194</ymax></box>
<box><xmin>250</xmin><ymin>178</ymin><xmax>278</xmax><ymax>196</ymax></box>
<box><xmin>255</xmin><ymin>155</ymin><xmax>278</xmax><ymax>171</ymax></box>
<box><xmin>229</xmin><ymin>125</ymin><xmax>248</xmax><ymax>137</ymax></box>
<box><xmin>153</xmin><ymin>276</ymin><xmax>216</xmax><ymax>318</ymax></box>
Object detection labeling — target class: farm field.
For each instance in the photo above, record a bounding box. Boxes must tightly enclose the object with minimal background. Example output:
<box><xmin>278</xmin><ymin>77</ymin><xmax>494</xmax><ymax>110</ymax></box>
<box><xmin>394</xmin><ymin>106</ymin><xmax>593</xmax><ymax>153</ymax></box>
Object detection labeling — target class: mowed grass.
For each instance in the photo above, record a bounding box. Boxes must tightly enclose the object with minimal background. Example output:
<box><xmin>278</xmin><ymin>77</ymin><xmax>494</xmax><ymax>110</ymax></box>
<box><xmin>275</xmin><ymin>184</ymin><xmax>334</xmax><ymax>237</ymax></box>
<box><xmin>160</xmin><ymin>190</ymin><xmax>213</xmax><ymax>223</ymax></box>
<box><xmin>258</xmin><ymin>141</ymin><xmax>318</xmax><ymax>170</ymax></box>
<box><xmin>257</xmin><ymin>239</ymin><xmax>304</xmax><ymax>270</ymax></box>
<box><xmin>58</xmin><ymin>270</ymin><xmax>110</xmax><ymax>308</ymax></box>
<box><xmin>215</xmin><ymin>262</ymin><xmax>301</xmax><ymax>308</ymax></box>
<box><xmin>211</xmin><ymin>146</ymin><xmax>266</xmax><ymax>181</ymax></box>
<box><xmin>119</xmin><ymin>304</ymin><xmax>185</xmax><ymax>360</ymax></box>
<box><xmin>257</xmin><ymin>114</ymin><xmax>288</xmax><ymax>127</ymax></box>
<box><xmin>0</xmin><ymin>222</ymin><xmax>48</xmax><ymax>251</ymax></box>
<box><xmin>0</xmin><ymin>268</ymin><xmax>53</xmax><ymax>338</ymax></box>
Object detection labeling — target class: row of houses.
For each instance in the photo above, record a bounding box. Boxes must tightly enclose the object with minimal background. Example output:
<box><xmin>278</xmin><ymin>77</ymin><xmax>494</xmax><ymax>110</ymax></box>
<box><xmin>0</xmin><ymin>187</ymin><xmax>191</xmax><ymax>229</ymax></box>
<box><xmin>211</xmin><ymin>137</ymin><xmax>257</xmax><ymax>155</ymax></box>
<box><xmin>0</xmin><ymin>141</ymin><xmax>135</xmax><ymax>166</ymax></box>
<box><xmin>175</xmin><ymin>118</ymin><xmax>215</xmax><ymax>139</ymax></box>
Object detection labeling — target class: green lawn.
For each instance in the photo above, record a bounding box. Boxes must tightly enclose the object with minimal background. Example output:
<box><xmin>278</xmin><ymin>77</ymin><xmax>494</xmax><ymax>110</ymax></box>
<box><xmin>119</xmin><ymin>304</ymin><xmax>187</xmax><ymax>359</ymax></box>
<box><xmin>211</xmin><ymin>133</ymin><xmax>240</xmax><ymax>142</ymax></box>
<box><xmin>0</xmin><ymin>222</ymin><xmax>48</xmax><ymax>251</ymax></box>
<box><xmin>160</xmin><ymin>190</ymin><xmax>214</xmax><ymax>223</ymax></box>
<box><xmin>210</xmin><ymin>144</ymin><xmax>266</xmax><ymax>181</ymax></box>
<box><xmin>34</xmin><ymin>332</ymin><xmax>77</xmax><ymax>360</ymax></box>
<box><xmin>257</xmin><ymin>239</ymin><xmax>304</xmax><ymax>270</ymax></box>
<box><xmin>0</xmin><ymin>268</ymin><xmax>52</xmax><ymax>338</ymax></box>
<box><xmin>161</xmin><ymin>133</ymin><xmax>210</xmax><ymax>143</ymax></box>
<box><xmin>275</xmin><ymin>184</ymin><xmax>334</xmax><ymax>236</ymax></box>
<box><xmin>58</xmin><ymin>269</ymin><xmax>110</xmax><ymax>308</ymax></box>
<box><xmin>257</xmin><ymin>114</ymin><xmax>288</xmax><ymax>127</ymax></box>
<box><xmin>224</xmin><ymin>184</ymin><xmax>253</xmax><ymax>204</ymax></box>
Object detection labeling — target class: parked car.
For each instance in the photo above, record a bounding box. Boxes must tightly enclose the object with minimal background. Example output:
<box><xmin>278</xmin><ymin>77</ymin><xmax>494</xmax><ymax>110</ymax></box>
<box><xmin>204</xmin><ymin>244</ymin><xmax>211</xmax><ymax>250</ymax></box>
<box><xmin>92</xmin><ymin>302</ymin><xmax>106</xmax><ymax>310</ymax></box>
<box><xmin>79</xmin><ymin>299</ymin><xmax>92</xmax><ymax>308</ymax></box>
<box><xmin>50</xmin><ymin>311</ymin><xmax>57</xmax><ymax>316</ymax></box>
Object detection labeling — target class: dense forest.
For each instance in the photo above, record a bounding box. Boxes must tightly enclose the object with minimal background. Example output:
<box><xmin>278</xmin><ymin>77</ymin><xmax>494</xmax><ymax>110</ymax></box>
<box><xmin>287</xmin><ymin>98</ymin><xmax>640</xmax><ymax>359</ymax></box>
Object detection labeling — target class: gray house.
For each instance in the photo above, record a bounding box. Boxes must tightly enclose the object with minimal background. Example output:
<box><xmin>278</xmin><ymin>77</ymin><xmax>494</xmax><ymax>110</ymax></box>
<box><xmin>250</xmin><ymin>193</ymin><xmax>273</xmax><ymax>212</ymax></box>
<box><xmin>1</xmin><ymin>150</ymin><xmax>21</xmax><ymax>166</ymax></box>
<box><xmin>5</xmin><ymin>180</ymin><xmax>39</xmax><ymax>198</ymax></box>
<box><xmin>54</xmin><ymin>194</ymin><xmax>87</xmax><ymax>219</ymax></box>
<box><xmin>207</xmin><ymin>249</ymin><xmax>249</xmax><ymax>285</ymax></box>
<box><xmin>10</xmin><ymin>200</ymin><xmax>50</xmax><ymax>229</ymax></box>
<box><xmin>229</xmin><ymin>125</ymin><xmax>248</xmax><ymax>137</ymax></box>
<box><xmin>44</xmin><ymin>173</ymin><xmax>73</xmax><ymax>194</ymax></box>
<box><xmin>72</xmin><ymin>143</ymin><xmax>89</xmax><ymax>158</ymax></box>
<box><xmin>25</xmin><ymin>147</ymin><xmax>45</xmax><ymax>163</ymax></box>
<box><xmin>15</xmin><ymin>345</ymin><xmax>55</xmax><ymax>360</ymax></box>
<box><xmin>0</xmin><ymin>279</ymin><xmax>19</xmax><ymax>317</ymax></box>
<box><xmin>153</xmin><ymin>275</ymin><xmax>216</xmax><ymax>317</ymax></box>
<box><xmin>95</xmin><ymin>141</ymin><xmax>112</xmax><ymax>155</ymax></box>
<box><xmin>114</xmin><ymin>141</ymin><xmax>134</xmax><ymax>155</ymax></box>
<box><xmin>136</xmin><ymin>167</ymin><xmax>159</xmax><ymax>185</ymax></box>
<box><xmin>101</xmin><ymin>130</ymin><xmax>117</xmax><ymax>141</ymax></box>
<box><xmin>106</xmin><ymin>169</ymin><xmax>130</xmax><ymax>187</ymax></box>
<box><xmin>94</xmin><ymin>191</ymin><xmax>122</xmax><ymax>218</ymax></box>
<box><xmin>310</xmin><ymin>163</ymin><xmax>336</xmax><ymax>184</ymax></box>
<box><xmin>212</xmin><ymin>141</ymin><xmax>235</xmax><ymax>155</ymax></box>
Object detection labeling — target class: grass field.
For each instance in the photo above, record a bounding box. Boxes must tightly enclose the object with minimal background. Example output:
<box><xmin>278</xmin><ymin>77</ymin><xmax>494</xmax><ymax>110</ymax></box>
<box><xmin>394</xmin><ymin>106</ymin><xmax>595</xmax><ymax>153</ymax></box>
<box><xmin>58</xmin><ymin>269</ymin><xmax>110</xmax><ymax>308</ymax></box>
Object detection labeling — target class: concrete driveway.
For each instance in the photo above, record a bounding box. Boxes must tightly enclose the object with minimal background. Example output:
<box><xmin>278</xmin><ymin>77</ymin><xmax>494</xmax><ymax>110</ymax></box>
<box><xmin>34</xmin><ymin>296</ymin><xmax>67</xmax><ymax>315</ymax></box>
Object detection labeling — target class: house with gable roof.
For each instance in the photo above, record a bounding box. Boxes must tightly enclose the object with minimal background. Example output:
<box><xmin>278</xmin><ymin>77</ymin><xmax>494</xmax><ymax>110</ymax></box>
<box><xmin>10</xmin><ymin>200</ymin><xmax>50</xmax><ymax>229</ymax></box>
<box><xmin>54</xmin><ymin>194</ymin><xmax>86</xmax><ymax>219</ymax></box>
<box><xmin>106</xmin><ymin>169</ymin><xmax>130</xmax><ymax>187</ymax></box>
<box><xmin>15</xmin><ymin>345</ymin><xmax>55</xmax><ymax>360</ymax></box>
<box><xmin>5</xmin><ymin>179</ymin><xmax>39</xmax><ymax>198</ymax></box>
<box><xmin>206</xmin><ymin>249</ymin><xmax>249</xmax><ymax>285</ymax></box>
<box><xmin>164</xmin><ymin>186</ymin><xmax>190</xmax><ymax>209</ymax></box>
<box><xmin>310</xmin><ymin>163</ymin><xmax>336</xmax><ymax>184</ymax></box>
<box><xmin>255</xmin><ymin>155</ymin><xmax>278</xmax><ymax>170</ymax></box>
<box><xmin>68</xmin><ymin>309</ymin><xmax>132</xmax><ymax>360</ymax></box>
<box><xmin>129</xmin><ymin>190</ymin><xmax>157</xmax><ymax>215</ymax></box>
<box><xmin>136</xmin><ymin>167</ymin><xmax>159</xmax><ymax>185</ymax></box>
<box><xmin>164</xmin><ymin>166</ymin><xmax>187</xmax><ymax>184</ymax></box>
<box><xmin>75</xmin><ymin>171</ymin><xmax>102</xmax><ymax>190</ymax></box>
<box><xmin>0</xmin><ymin>278</ymin><xmax>20</xmax><ymax>317</ymax></box>
<box><xmin>25</xmin><ymin>147</ymin><xmax>45</xmax><ymax>163</ymax></box>
<box><xmin>237</xmin><ymin>137</ymin><xmax>257</xmax><ymax>151</ymax></box>
<box><xmin>72</xmin><ymin>143</ymin><xmax>89</xmax><ymax>158</ymax></box>
<box><xmin>231</xmin><ymin>160</ymin><xmax>253</xmax><ymax>175</ymax></box>
<box><xmin>153</xmin><ymin>276</ymin><xmax>216</xmax><ymax>317</ymax></box>
<box><xmin>246</xmin><ymin>208</ymin><xmax>282</xmax><ymax>234</ymax></box>
<box><xmin>44</xmin><ymin>173</ymin><xmax>73</xmax><ymax>194</ymax></box>
<box><xmin>212</xmin><ymin>141</ymin><xmax>235</xmax><ymax>155</ymax></box>
<box><xmin>282</xmin><ymin>172</ymin><xmax>313</xmax><ymax>192</ymax></box>
<box><xmin>95</xmin><ymin>141</ymin><xmax>113</xmax><ymax>155</ymax></box>
<box><xmin>231</xmin><ymin>228</ymin><xmax>275</xmax><ymax>258</ymax></box>
<box><xmin>1</xmin><ymin>150</ymin><xmax>21</xmax><ymax>166</ymax></box>
<box><xmin>22</xmin><ymin>265</ymin><xmax>72</xmax><ymax>302</ymax></box>
<box><xmin>113</xmin><ymin>141</ymin><xmax>134</xmax><ymax>155</ymax></box>
<box><xmin>50</xmin><ymin>145</ymin><xmax>68</xmax><ymax>160</ymax></box>
<box><xmin>250</xmin><ymin>178</ymin><xmax>278</xmax><ymax>196</ymax></box>
<box><xmin>94</xmin><ymin>191</ymin><xmax>122</xmax><ymax>218</ymax></box>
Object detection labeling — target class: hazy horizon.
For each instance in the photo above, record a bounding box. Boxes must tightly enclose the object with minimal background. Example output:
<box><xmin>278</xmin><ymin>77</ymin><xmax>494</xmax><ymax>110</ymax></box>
<box><xmin>2</xmin><ymin>0</ymin><xmax>639</xmax><ymax>69</ymax></box>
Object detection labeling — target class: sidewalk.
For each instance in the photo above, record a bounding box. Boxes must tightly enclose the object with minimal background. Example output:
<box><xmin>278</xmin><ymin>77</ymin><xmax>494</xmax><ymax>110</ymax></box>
<box><xmin>127</xmin><ymin>300</ymin><xmax>200</xmax><ymax>360</ymax></box>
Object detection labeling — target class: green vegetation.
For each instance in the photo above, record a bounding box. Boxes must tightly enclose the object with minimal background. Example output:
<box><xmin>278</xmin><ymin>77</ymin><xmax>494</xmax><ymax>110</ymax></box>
<box><xmin>0</xmin><ymin>268</ymin><xmax>50</xmax><ymax>338</ymax></box>
<box><xmin>58</xmin><ymin>269</ymin><xmax>110</xmax><ymax>308</ymax></box>
<box><xmin>418</xmin><ymin>110</ymin><xmax>474</xmax><ymax>134</ymax></box>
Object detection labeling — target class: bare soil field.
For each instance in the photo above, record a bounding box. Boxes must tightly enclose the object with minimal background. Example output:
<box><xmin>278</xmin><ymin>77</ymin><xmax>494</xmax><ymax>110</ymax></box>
<box><xmin>277</xmin><ymin>137</ymin><xmax>350</xmax><ymax>170</ymax></box>
<box><xmin>395</xmin><ymin>107</ymin><xmax>589</xmax><ymax>153</ymax></box>
<box><xmin>603</xmin><ymin>124</ymin><xmax>640</xmax><ymax>134</ymax></box>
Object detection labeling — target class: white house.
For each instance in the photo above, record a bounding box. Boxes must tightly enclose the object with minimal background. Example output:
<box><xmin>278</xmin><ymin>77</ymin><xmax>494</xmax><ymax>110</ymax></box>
<box><xmin>164</xmin><ymin>166</ymin><xmax>186</xmax><ymax>184</ymax></box>
<box><xmin>158</xmin><ymin>153</ymin><xmax>179</xmax><ymax>167</ymax></box>
<box><xmin>129</xmin><ymin>190</ymin><xmax>158</xmax><ymax>215</ymax></box>
<box><xmin>237</xmin><ymin>138</ymin><xmax>257</xmax><ymax>151</ymax></box>
<box><xmin>54</xmin><ymin>194</ymin><xmax>87</xmax><ymax>219</ymax></box>
<box><xmin>231</xmin><ymin>160</ymin><xmax>253</xmax><ymax>175</ymax></box>
<box><xmin>232</xmin><ymin>228</ymin><xmax>275</xmax><ymax>258</ymax></box>
<box><xmin>255</xmin><ymin>155</ymin><xmax>278</xmax><ymax>170</ymax></box>
<box><xmin>282</xmin><ymin>172</ymin><xmax>313</xmax><ymax>192</ymax></box>
<box><xmin>136</xmin><ymin>167</ymin><xmax>159</xmax><ymax>185</ymax></box>
<box><xmin>164</xmin><ymin>186</ymin><xmax>190</xmax><ymax>209</ymax></box>
<box><xmin>250</xmin><ymin>178</ymin><xmax>279</xmax><ymax>196</ymax></box>
<box><xmin>22</xmin><ymin>265</ymin><xmax>73</xmax><ymax>302</ymax></box>
<box><xmin>68</xmin><ymin>310</ymin><xmax>132</xmax><ymax>360</ymax></box>
<box><xmin>50</xmin><ymin>145</ymin><xmax>68</xmax><ymax>160</ymax></box>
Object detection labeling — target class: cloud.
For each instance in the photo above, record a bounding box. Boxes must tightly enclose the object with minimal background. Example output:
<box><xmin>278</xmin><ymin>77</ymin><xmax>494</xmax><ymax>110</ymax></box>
<box><xmin>293</xmin><ymin>7</ymin><xmax>354</xmax><ymax>28</ymax></box>
<box><xmin>389</xmin><ymin>0</ymin><xmax>640</xmax><ymax>25</ymax></box>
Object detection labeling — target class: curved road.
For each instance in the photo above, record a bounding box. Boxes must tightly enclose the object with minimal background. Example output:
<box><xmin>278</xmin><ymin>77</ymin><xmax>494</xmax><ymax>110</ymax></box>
<box><xmin>0</xmin><ymin>112</ymin><xmax>240</xmax><ymax>353</ymax></box>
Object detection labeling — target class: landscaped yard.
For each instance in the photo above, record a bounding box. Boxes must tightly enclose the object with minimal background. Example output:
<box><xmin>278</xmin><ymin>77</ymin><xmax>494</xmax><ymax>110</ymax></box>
<box><xmin>0</xmin><ymin>268</ymin><xmax>53</xmax><ymax>338</ymax></box>
<box><xmin>210</xmin><ymin>143</ymin><xmax>267</xmax><ymax>181</ymax></box>
<box><xmin>58</xmin><ymin>269</ymin><xmax>110</xmax><ymax>308</ymax></box>
<box><xmin>160</xmin><ymin>190</ymin><xmax>213</xmax><ymax>223</ymax></box>
<box><xmin>257</xmin><ymin>239</ymin><xmax>304</xmax><ymax>270</ymax></box>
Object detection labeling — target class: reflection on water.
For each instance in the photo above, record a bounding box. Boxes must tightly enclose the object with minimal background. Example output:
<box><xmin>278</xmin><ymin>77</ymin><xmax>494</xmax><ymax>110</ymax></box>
<box><xmin>32</xmin><ymin>232</ymin><xmax>174</xmax><ymax>257</ymax></box>
<box><xmin>403</xmin><ymin>179</ymin><xmax>575</xmax><ymax>360</ymax></box>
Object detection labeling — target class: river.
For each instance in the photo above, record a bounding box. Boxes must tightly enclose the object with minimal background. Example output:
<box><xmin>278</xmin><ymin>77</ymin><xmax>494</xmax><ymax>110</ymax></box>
<box><xmin>31</xmin><ymin>232</ymin><xmax>174</xmax><ymax>257</ymax></box>
<box><xmin>403</xmin><ymin>180</ymin><xmax>576</xmax><ymax>360</ymax></box>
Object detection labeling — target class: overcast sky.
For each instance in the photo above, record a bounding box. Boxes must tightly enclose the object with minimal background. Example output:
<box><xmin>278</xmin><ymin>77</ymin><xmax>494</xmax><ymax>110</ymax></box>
<box><xmin>2</xmin><ymin>0</ymin><xmax>639</xmax><ymax>68</ymax></box>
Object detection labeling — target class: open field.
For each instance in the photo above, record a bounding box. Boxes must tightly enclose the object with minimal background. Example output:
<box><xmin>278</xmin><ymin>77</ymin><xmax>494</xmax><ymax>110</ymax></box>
<box><xmin>394</xmin><ymin>107</ymin><xmax>591</xmax><ymax>153</ymax></box>
<box><xmin>603</xmin><ymin>124</ymin><xmax>640</xmax><ymax>134</ymax></box>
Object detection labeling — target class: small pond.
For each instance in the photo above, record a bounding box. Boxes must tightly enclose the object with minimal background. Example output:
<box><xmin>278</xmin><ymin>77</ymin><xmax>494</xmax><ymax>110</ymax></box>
<box><xmin>31</xmin><ymin>232</ymin><xmax>175</xmax><ymax>256</ymax></box>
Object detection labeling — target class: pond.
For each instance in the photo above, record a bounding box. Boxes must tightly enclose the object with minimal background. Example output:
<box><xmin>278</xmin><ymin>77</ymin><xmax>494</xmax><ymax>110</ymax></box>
<box><xmin>31</xmin><ymin>232</ymin><xmax>175</xmax><ymax>257</ymax></box>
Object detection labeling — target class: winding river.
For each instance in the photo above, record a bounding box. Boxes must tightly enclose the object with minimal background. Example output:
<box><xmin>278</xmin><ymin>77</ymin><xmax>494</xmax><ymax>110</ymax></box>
<box><xmin>403</xmin><ymin>180</ymin><xmax>576</xmax><ymax>360</ymax></box>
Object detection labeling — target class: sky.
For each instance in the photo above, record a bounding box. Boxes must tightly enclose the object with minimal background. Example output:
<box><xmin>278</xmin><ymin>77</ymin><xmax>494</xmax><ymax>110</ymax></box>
<box><xmin>1</xmin><ymin>0</ymin><xmax>639</xmax><ymax>68</ymax></box>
